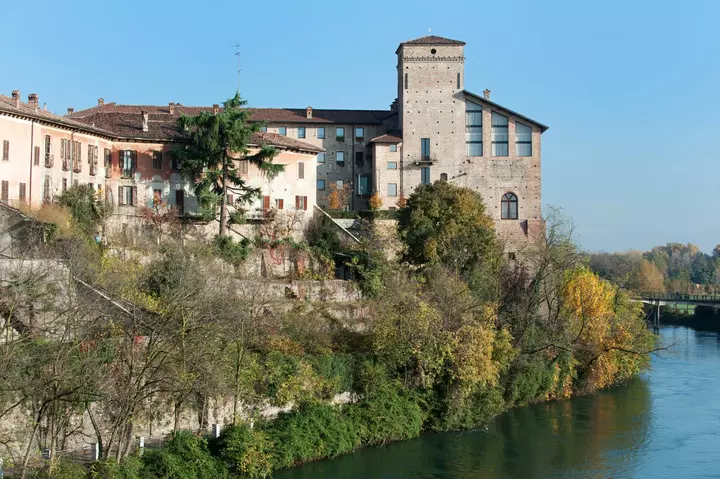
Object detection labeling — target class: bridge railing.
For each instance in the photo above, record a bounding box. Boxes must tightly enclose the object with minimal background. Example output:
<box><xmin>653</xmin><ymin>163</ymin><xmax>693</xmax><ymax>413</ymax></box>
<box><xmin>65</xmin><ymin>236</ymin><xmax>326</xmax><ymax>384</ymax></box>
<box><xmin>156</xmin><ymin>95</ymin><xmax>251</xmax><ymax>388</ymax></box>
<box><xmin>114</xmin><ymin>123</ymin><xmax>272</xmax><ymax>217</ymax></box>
<box><xmin>635</xmin><ymin>292</ymin><xmax>720</xmax><ymax>302</ymax></box>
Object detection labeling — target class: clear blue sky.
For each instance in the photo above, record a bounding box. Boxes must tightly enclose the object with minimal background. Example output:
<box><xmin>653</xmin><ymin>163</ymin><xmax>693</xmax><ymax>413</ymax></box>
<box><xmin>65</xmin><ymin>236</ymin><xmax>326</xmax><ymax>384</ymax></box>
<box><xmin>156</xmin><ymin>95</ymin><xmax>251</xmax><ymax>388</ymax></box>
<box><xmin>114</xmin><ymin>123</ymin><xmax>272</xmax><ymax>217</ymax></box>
<box><xmin>1</xmin><ymin>0</ymin><xmax>719</xmax><ymax>253</ymax></box>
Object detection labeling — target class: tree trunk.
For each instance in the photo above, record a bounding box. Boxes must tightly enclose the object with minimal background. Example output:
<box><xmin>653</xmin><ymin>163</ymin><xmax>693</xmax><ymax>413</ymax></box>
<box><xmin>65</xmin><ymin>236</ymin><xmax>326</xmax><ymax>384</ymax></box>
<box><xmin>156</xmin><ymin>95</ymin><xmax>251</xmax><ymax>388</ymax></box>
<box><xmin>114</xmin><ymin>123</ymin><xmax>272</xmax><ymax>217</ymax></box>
<box><xmin>219</xmin><ymin>156</ymin><xmax>228</xmax><ymax>236</ymax></box>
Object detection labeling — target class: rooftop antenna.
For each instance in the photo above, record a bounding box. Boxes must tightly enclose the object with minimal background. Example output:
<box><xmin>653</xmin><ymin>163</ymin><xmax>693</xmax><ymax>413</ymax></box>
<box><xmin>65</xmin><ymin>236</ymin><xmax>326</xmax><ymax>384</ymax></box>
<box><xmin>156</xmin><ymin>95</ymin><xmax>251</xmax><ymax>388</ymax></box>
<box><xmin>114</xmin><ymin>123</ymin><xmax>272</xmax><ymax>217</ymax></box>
<box><xmin>229</xmin><ymin>43</ymin><xmax>241</xmax><ymax>94</ymax></box>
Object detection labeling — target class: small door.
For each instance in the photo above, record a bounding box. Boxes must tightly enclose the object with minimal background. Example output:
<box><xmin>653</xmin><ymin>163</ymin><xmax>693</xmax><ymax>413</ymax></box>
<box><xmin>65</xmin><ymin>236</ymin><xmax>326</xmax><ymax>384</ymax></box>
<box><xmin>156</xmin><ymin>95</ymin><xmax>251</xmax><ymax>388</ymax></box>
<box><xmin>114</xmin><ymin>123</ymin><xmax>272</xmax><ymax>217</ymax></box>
<box><xmin>175</xmin><ymin>190</ymin><xmax>185</xmax><ymax>215</ymax></box>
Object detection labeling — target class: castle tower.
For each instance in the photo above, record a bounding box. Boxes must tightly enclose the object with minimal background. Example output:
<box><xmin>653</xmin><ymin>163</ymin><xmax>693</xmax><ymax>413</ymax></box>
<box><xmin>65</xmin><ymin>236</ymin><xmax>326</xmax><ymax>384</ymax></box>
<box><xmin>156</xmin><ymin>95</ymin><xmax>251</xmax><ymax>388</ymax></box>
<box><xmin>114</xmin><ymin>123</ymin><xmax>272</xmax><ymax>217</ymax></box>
<box><xmin>396</xmin><ymin>35</ymin><xmax>466</xmax><ymax>192</ymax></box>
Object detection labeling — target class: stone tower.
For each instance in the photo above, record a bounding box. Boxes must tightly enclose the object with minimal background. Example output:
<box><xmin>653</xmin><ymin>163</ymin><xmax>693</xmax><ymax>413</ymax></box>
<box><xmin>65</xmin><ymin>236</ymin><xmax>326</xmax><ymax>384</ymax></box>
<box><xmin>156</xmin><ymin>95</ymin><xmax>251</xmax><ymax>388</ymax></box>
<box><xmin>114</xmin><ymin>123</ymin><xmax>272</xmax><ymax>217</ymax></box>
<box><xmin>396</xmin><ymin>35</ymin><xmax>467</xmax><ymax>192</ymax></box>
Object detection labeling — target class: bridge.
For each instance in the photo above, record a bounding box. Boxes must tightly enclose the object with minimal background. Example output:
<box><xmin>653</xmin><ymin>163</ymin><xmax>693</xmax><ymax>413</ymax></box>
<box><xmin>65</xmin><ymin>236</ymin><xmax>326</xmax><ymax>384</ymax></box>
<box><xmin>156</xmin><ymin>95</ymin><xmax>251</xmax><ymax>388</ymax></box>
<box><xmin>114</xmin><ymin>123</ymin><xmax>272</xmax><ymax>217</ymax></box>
<box><xmin>633</xmin><ymin>292</ymin><xmax>720</xmax><ymax>328</ymax></box>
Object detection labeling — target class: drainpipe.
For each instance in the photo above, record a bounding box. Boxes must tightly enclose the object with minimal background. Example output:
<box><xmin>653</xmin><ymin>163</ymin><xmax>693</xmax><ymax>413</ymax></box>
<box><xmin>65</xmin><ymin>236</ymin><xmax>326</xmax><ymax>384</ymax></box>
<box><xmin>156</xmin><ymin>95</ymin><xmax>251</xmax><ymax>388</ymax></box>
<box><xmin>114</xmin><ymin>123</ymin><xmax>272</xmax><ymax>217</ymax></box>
<box><xmin>350</xmin><ymin>124</ymin><xmax>356</xmax><ymax>210</ymax></box>
<box><xmin>69</xmin><ymin>130</ymin><xmax>76</xmax><ymax>186</ymax></box>
<box><xmin>28</xmin><ymin>119</ymin><xmax>35</xmax><ymax>206</ymax></box>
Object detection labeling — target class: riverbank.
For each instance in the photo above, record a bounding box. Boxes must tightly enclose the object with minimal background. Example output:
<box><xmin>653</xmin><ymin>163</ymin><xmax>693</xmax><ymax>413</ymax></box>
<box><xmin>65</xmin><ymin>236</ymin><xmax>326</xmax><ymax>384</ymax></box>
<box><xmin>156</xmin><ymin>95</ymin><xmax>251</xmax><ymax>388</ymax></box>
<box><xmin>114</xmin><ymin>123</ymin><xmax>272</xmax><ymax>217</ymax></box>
<box><xmin>660</xmin><ymin>307</ymin><xmax>720</xmax><ymax>332</ymax></box>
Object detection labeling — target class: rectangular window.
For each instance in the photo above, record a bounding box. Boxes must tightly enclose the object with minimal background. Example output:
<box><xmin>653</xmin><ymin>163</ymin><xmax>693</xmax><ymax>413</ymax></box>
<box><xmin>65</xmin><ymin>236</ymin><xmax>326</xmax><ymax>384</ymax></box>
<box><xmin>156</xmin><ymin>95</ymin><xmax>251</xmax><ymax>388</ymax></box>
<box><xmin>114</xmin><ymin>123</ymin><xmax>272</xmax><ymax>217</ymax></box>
<box><xmin>1</xmin><ymin>181</ymin><xmax>8</xmax><ymax>201</ymax></box>
<box><xmin>73</xmin><ymin>141</ymin><xmax>82</xmax><ymax>173</ymax></box>
<box><xmin>175</xmin><ymin>190</ymin><xmax>185</xmax><ymax>215</ymax></box>
<box><xmin>388</xmin><ymin>161</ymin><xmax>397</xmax><ymax>170</ymax></box>
<box><xmin>298</xmin><ymin>127</ymin><xmax>306</xmax><ymax>139</ymax></box>
<box><xmin>336</xmin><ymin>151</ymin><xmax>345</xmax><ymax>166</ymax></box>
<box><xmin>275</xmin><ymin>198</ymin><xmax>284</xmax><ymax>210</ymax></box>
<box><xmin>516</xmin><ymin>122</ymin><xmax>532</xmax><ymax>156</ymax></box>
<box><xmin>336</xmin><ymin>180</ymin><xmax>344</xmax><ymax>189</ymax></box>
<box><xmin>44</xmin><ymin>135</ymin><xmax>52</xmax><ymax>167</ymax></box>
<box><xmin>238</xmin><ymin>159</ymin><xmax>249</xmax><ymax>175</ymax></box>
<box><xmin>317</xmin><ymin>127</ymin><xmax>325</xmax><ymax>139</ymax></box>
<box><xmin>355</xmin><ymin>151</ymin><xmax>364</xmax><ymax>166</ymax></box>
<box><xmin>104</xmin><ymin>148</ymin><xmax>112</xmax><ymax>178</ymax></box>
<box><xmin>389</xmin><ymin>144</ymin><xmax>397</xmax><ymax>152</ymax></box>
<box><xmin>119</xmin><ymin>185</ymin><xmax>135</xmax><ymax>206</ymax></box>
<box><xmin>120</xmin><ymin>150</ymin><xmax>135</xmax><ymax>177</ymax></box>
<box><xmin>2</xmin><ymin>140</ymin><xmax>8</xmax><ymax>161</ymax></box>
<box><xmin>278</xmin><ymin>126</ymin><xmax>287</xmax><ymax>136</ymax></box>
<box><xmin>19</xmin><ymin>182</ymin><xmax>26</xmax><ymax>203</ymax></box>
<box><xmin>466</xmin><ymin>100</ymin><xmax>483</xmax><ymax>156</ymax></box>
<box><xmin>34</xmin><ymin>146</ymin><xmax>40</xmax><ymax>166</ymax></box>
<box><xmin>62</xmin><ymin>178</ymin><xmax>67</xmax><ymax>192</ymax></box>
<box><xmin>43</xmin><ymin>176</ymin><xmax>51</xmax><ymax>202</ymax></box>
<box><xmin>355</xmin><ymin>127</ymin><xmax>364</xmax><ymax>140</ymax></box>
<box><xmin>317</xmin><ymin>152</ymin><xmax>326</xmax><ymax>164</ymax></box>
<box><xmin>421</xmin><ymin>166</ymin><xmax>431</xmax><ymax>185</ymax></box>
<box><xmin>336</xmin><ymin>127</ymin><xmax>345</xmax><ymax>141</ymax></box>
<box><xmin>295</xmin><ymin>195</ymin><xmax>308</xmax><ymax>211</ymax></box>
<box><xmin>298</xmin><ymin>162</ymin><xmax>305</xmax><ymax>179</ymax></box>
<box><xmin>317</xmin><ymin>179</ymin><xmax>326</xmax><ymax>191</ymax></box>
<box><xmin>421</xmin><ymin>138</ymin><xmax>430</xmax><ymax>160</ymax></box>
<box><xmin>357</xmin><ymin>174</ymin><xmax>370</xmax><ymax>195</ymax></box>
<box><xmin>491</xmin><ymin>112</ymin><xmax>509</xmax><ymax>157</ymax></box>
<box><xmin>387</xmin><ymin>183</ymin><xmax>398</xmax><ymax>197</ymax></box>
<box><xmin>152</xmin><ymin>151</ymin><xmax>163</xmax><ymax>169</ymax></box>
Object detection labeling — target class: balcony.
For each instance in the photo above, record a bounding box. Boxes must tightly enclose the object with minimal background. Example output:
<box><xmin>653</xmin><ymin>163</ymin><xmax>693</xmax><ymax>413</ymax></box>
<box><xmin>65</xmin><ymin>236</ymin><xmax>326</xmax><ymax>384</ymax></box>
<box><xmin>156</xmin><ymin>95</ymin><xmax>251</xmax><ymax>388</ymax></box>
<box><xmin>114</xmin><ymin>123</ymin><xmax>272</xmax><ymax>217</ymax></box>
<box><xmin>409</xmin><ymin>154</ymin><xmax>438</xmax><ymax>166</ymax></box>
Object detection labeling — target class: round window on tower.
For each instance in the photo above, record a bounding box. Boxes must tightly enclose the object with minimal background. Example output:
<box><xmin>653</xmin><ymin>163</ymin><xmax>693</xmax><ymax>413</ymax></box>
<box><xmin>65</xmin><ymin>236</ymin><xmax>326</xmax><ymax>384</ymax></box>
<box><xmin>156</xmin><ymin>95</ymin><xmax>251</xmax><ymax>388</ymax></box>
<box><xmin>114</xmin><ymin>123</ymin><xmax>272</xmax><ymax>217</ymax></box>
<box><xmin>431</xmin><ymin>48</ymin><xmax>437</xmax><ymax>55</ymax></box>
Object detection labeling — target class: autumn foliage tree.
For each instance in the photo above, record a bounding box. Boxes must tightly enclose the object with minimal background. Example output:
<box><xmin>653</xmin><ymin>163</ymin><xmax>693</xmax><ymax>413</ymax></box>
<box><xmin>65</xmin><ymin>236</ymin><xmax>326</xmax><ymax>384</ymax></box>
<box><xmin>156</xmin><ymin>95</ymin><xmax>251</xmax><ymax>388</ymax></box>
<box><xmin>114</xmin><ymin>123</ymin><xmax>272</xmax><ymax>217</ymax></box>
<box><xmin>326</xmin><ymin>182</ymin><xmax>352</xmax><ymax>211</ymax></box>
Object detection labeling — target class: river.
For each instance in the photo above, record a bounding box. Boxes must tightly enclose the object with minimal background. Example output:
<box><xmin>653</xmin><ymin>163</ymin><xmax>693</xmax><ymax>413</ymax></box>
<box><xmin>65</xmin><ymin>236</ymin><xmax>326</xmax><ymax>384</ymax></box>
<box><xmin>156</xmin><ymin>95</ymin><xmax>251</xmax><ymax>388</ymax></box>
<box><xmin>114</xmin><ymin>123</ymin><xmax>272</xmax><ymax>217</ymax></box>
<box><xmin>274</xmin><ymin>326</ymin><xmax>720</xmax><ymax>479</ymax></box>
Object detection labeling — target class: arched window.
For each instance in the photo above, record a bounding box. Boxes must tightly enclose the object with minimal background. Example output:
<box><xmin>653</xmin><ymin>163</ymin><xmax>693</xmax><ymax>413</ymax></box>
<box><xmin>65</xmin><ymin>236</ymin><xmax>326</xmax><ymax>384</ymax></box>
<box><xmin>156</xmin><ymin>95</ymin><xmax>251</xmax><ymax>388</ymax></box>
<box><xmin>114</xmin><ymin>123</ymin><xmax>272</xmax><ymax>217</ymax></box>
<box><xmin>440</xmin><ymin>173</ymin><xmax>448</xmax><ymax>181</ymax></box>
<box><xmin>501</xmin><ymin>193</ymin><xmax>518</xmax><ymax>219</ymax></box>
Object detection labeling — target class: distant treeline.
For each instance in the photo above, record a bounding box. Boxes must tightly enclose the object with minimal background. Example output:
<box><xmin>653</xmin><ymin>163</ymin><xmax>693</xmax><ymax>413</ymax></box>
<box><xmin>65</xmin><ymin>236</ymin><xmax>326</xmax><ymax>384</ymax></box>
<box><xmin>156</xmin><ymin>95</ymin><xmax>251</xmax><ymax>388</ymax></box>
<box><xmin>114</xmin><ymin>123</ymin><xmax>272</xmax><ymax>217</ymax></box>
<box><xmin>588</xmin><ymin>243</ymin><xmax>720</xmax><ymax>293</ymax></box>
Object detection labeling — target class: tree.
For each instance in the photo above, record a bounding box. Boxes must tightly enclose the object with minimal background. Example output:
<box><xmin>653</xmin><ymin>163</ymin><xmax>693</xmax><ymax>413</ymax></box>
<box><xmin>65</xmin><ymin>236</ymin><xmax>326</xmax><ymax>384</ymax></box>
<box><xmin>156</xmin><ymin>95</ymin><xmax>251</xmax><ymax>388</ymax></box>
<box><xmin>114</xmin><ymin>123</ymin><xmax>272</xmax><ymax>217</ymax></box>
<box><xmin>628</xmin><ymin>259</ymin><xmax>665</xmax><ymax>292</ymax></box>
<box><xmin>326</xmin><ymin>182</ymin><xmax>352</xmax><ymax>211</ymax></box>
<box><xmin>397</xmin><ymin>181</ymin><xmax>497</xmax><ymax>275</ymax></box>
<box><xmin>55</xmin><ymin>183</ymin><xmax>110</xmax><ymax>236</ymax></box>
<box><xmin>172</xmin><ymin>92</ymin><xmax>282</xmax><ymax>236</ymax></box>
<box><xmin>368</xmin><ymin>192</ymin><xmax>383</xmax><ymax>211</ymax></box>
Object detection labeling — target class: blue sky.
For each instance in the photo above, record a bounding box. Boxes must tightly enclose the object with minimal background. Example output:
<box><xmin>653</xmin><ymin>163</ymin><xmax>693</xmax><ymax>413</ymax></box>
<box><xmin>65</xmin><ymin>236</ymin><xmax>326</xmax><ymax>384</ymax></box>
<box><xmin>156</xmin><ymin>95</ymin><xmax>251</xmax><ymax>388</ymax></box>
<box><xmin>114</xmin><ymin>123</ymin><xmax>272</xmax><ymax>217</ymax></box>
<box><xmin>1</xmin><ymin>0</ymin><xmax>719</xmax><ymax>253</ymax></box>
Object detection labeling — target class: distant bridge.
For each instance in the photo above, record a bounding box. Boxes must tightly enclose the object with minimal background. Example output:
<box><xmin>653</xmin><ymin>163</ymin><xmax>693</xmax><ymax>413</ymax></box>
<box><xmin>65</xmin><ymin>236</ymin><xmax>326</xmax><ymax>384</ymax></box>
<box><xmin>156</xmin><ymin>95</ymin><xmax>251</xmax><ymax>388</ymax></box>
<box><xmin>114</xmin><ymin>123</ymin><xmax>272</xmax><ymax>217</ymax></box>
<box><xmin>633</xmin><ymin>292</ymin><xmax>720</xmax><ymax>327</ymax></box>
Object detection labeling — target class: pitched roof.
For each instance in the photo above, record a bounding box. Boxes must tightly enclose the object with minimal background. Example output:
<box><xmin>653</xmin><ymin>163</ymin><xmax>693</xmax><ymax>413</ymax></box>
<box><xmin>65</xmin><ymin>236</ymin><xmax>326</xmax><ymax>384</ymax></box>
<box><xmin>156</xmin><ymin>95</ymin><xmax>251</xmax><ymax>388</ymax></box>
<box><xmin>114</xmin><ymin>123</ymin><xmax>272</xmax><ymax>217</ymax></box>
<box><xmin>370</xmin><ymin>133</ymin><xmax>402</xmax><ymax>143</ymax></box>
<box><xmin>400</xmin><ymin>35</ymin><xmax>466</xmax><ymax>46</ymax></box>
<box><xmin>250</xmin><ymin>132</ymin><xmax>324</xmax><ymax>153</ymax></box>
<box><xmin>69</xmin><ymin>104</ymin><xmax>392</xmax><ymax>125</ymax></box>
<box><xmin>462</xmin><ymin>90</ymin><xmax>549</xmax><ymax>132</ymax></box>
<box><xmin>0</xmin><ymin>94</ymin><xmax>116</xmax><ymax>137</ymax></box>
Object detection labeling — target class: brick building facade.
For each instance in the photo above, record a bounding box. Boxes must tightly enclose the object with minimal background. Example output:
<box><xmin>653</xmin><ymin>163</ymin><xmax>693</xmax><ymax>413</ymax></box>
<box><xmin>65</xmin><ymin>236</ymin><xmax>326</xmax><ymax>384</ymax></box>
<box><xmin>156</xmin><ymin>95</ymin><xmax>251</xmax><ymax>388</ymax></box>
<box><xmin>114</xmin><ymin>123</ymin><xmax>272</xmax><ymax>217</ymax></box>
<box><xmin>0</xmin><ymin>35</ymin><xmax>547</xmax><ymax>250</ymax></box>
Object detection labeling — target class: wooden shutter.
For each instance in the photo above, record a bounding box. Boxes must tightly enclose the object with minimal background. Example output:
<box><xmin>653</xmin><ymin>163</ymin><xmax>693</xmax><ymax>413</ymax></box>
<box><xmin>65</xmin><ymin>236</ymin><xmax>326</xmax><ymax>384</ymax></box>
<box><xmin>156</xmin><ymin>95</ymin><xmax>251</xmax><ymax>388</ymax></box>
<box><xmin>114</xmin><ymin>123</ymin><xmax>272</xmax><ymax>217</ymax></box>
<box><xmin>34</xmin><ymin>146</ymin><xmax>40</xmax><ymax>166</ymax></box>
<box><xmin>19</xmin><ymin>183</ymin><xmax>26</xmax><ymax>202</ymax></box>
<box><xmin>118</xmin><ymin>186</ymin><xmax>124</xmax><ymax>206</ymax></box>
<box><xmin>131</xmin><ymin>151</ymin><xmax>137</xmax><ymax>171</ymax></box>
<box><xmin>132</xmin><ymin>186</ymin><xmax>137</xmax><ymax>206</ymax></box>
<box><xmin>298</xmin><ymin>162</ymin><xmax>304</xmax><ymax>179</ymax></box>
<box><xmin>3</xmin><ymin>140</ymin><xmax>8</xmax><ymax>161</ymax></box>
<box><xmin>277</xmin><ymin>199</ymin><xmax>284</xmax><ymax>210</ymax></box>
<box><xmin>302</xmin><ymin>196</ymin><xmax>307</xmax><ymax>211</ymax></box>
<box><xmin>295</xmin><ymin>195</ymin><xmax>300</xmax><ymax>209</ymax></box>
<box><xmin>263</xmin><ymin>195</ymin><xmax>271</xmax><ymax>210</ymax></box>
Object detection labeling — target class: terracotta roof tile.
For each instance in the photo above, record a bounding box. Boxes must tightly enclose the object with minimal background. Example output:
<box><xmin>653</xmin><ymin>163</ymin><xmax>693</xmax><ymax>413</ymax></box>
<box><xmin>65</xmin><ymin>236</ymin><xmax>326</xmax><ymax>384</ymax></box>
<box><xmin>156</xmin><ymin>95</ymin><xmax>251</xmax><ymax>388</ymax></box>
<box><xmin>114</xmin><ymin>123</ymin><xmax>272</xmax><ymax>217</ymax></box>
<box><xmin>69</xmin><ymin>104</ymin><xmax>392</xmax><ymax>125</ymax></box>
<box><xmin>399</xmin><ymin>35</ymin><xmax>466</xmax><ymax>46</ymax></box>
<box><xmin>370</xmin><ymin>133</ymin><xmax>402</xmax><ymax>143</ymax></box>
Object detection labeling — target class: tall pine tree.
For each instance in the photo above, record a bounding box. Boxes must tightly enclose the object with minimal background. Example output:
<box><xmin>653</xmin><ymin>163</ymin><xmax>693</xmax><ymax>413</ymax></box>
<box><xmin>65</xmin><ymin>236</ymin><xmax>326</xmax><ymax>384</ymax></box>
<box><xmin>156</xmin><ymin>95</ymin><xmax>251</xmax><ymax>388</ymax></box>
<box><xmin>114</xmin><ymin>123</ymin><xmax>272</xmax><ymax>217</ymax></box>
<box><xmin>172</xmin><ymin>92</ymin><xmax>282</xmax><ymax>236</ymax></box>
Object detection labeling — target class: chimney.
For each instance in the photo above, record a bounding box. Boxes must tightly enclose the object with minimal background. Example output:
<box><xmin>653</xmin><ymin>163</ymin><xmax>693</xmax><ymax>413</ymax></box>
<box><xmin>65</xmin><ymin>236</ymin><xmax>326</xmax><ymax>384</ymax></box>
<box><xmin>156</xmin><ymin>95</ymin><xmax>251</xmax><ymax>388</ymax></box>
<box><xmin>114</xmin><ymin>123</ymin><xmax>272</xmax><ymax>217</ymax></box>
<box><xmin>67</xmin><ymin>107</ymin><xmax>74</xmax><ymax>115</ymax></box>
<box><xmin>28</xmin><ymin>94</ymin><xmax>39</xmax><ymax>111</ymax></box>
<box><xmin>169</xmin><ymin>102</ymin><xmax>176</xmax><ymax>114</ymax></box>
<box><xmin>306</xmin><ymin>106</ymin><xmax>313</xmax><ymax>119</ymax></box>
<box><xmin>43</xmin><ymin>103</ymin><xmax>47</xmax><ymax>111</ymax></box>
<box><xmin>212</xmin><ymin>104</ymin><xmax>219</xmax><ymax>115</ymax></box>
<box><xmin>483</xmin><ymin>89</ymin><xmax>491</xmax><ymax>100</ymax></box>
<box><xmin>97</xmin><ymin>97</ymin><xmax>105</xmax><ymax>106</ymax></box>
<box><xmin>11</xmin><ymin>90</ymin><xmax>20</xmax><ymax>108</ymax></box>
<box><xmin>141</xmin><ymin>111</ymin><xmax>149</xmax><ymax>132</ymax></box>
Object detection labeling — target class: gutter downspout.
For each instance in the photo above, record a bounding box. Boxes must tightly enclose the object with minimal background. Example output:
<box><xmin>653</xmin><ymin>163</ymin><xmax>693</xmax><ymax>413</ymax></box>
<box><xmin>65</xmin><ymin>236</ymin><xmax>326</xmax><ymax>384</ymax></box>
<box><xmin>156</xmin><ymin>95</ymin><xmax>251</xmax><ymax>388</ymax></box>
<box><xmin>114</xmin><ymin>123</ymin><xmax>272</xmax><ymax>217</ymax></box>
<box><xmin>351</xmin><ymin>124</ymin><xmax>356</xmax><ymax>210</ymax></box>
<box><xmin>28</xmin><ymin>119</ymin><xmax>35</xmax><ymax>206</ymax></box>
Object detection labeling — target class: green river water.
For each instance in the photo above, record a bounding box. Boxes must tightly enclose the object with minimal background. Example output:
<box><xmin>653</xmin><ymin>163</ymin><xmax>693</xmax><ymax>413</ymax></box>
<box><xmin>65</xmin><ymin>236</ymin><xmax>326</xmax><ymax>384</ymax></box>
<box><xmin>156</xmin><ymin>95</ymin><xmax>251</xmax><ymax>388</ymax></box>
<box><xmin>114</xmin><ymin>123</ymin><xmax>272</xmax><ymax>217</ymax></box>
<box><xmin>274</xmin><ymin>326</ymin><xmax>720</xmax><ymax>479</ymax></box>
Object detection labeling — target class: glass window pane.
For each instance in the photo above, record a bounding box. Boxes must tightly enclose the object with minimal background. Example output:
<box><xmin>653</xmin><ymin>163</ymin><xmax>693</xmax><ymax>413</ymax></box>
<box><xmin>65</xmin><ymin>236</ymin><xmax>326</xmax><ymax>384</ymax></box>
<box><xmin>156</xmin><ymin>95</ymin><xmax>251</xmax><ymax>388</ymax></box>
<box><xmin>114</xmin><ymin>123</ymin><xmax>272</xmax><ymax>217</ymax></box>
<box><xmin>317</xmin><ymin>127</ymin><xmax>325</xmax><ymax>139</ymax></box>
<box><xmin>509</xmin><ymin>202</ymin><xmax>517</xmax><ymax>219</ymax></box>
<box><xmin>279</xmin><ymin>126</ymin><xmax>287</xmax><ymax>136</ymax></box>
<box><xmin>466</xmin><ymin>142</ymin><xmax>483</xmax><ymax>156</ymax></box>
<box><xmin>355</xmin><ymin>127</ymin><xmax>364</xmax><ymax>138</ymax></box>
<box><xmin>317</xmin><ymin>153</ymin><xmax>325</xmax><ymax>163</ymax></box>
<box><xmin>387</xmin><ymin>161</ymin><xmax>397</xmax><ymax>170</ymax></box>
<box><xmin>390</xmin><ymin>144</ymin><xmax>397</xmax><ymax>152</ymax></box>
<box><xmin>516</xmin><ymin>142</ymin><xmax>532</xmax><ymax>157</ymax></box>
<box><xmin>388</xmin><ymin>183</ymin><xmax>397</xmax><ymax>196</ymax></box>
<box><xmin>492</xmin><ymin>142</ymin><xmax>509</xmax><ymax>157</ymax></box>
<box><xmin>298</xmin><ymin>127</ymin><xmax>306</xmax><ymax>138</ymax></box>
<box><xmin>336</xmin><ymin>152</ymin><xmax>344</xmax><ymax>164</ymax></box>
<box><xmin>336</xmin><ymin>127</ymin><xmax>344</xmax><ymax>137</ymax></box>
<box><xmin>317</xmin><ymin>179</ymin><xmax>325</xmax><ymax>190</ymax></box>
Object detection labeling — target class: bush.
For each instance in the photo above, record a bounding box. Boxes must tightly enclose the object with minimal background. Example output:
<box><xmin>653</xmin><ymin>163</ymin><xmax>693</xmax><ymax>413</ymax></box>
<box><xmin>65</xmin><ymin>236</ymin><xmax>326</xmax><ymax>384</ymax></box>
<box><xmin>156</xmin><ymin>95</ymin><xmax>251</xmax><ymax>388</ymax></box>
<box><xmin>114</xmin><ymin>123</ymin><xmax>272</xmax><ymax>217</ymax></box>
<box><xmin>27</xmin><ymin>459</ymin><xmax>87</xmax><ymax>479</ymax></box>
<box><xmin>213</xmin><ymin>424</ymin><xmax>273</xmax><ymax>479</ymax></box>
<box><xmin>87</xmin><ymin>456</ymin><xmax>142</xmax><ymax>479</ymax></box>
<box><xmin>140</xmin><ymin>431</ymin><xmax>228</xmax><ymax>479</ymax></box>
<box><xmin>262</xmin><ymin>402</ymin><xmax>361</xmax><ymax>469</ymax></box>
<box><xmin>212</xmin><ymin>235</ymin><xmax>252</xmax><ymax>266</ymax></box>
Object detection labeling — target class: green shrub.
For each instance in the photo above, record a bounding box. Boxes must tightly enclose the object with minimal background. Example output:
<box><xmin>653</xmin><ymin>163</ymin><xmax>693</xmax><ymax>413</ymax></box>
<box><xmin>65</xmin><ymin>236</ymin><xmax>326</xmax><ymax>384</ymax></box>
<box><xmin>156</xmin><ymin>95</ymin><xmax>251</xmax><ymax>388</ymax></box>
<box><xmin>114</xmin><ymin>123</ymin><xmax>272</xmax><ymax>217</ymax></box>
<box><xmin>262</xmin><ymin>402</ymin><xmax>361</xmax><ymax>469</ymax></box>
<box><xmin>140</xmin><ymin>431</ymin><xmax>228</xmax><ymax>479</ymax></box>
<box><xmin>213</xmin><ymin>424</ymin><xmax>273</xmax><ymax>479</ymax></box>
<box><xmin>212</xmin><ymin>235</ymin><xmax>252</xmax><ymax>266</ymax></box>
<box><xmin>27</xmin><ymin>459</ymin><xmax>87</xmax><ymax>479</ymax></box>
<box><xmin>308</xmin><ymin>353</ymin><xmax>356</xmax><ymax>394</ymax></box>
<box><xmin>87</xmin><ymin>456</ymin><xmax>142</xmax><ymax>479</ymax></box>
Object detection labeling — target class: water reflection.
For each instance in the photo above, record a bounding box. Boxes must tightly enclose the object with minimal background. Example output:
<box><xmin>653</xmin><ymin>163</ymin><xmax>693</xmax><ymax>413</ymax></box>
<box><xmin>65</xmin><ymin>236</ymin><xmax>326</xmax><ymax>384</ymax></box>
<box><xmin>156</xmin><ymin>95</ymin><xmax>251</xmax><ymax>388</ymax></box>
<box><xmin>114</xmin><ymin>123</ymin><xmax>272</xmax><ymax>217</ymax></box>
<box><xmin>275</xmin><ymin>327</ymin><xmax>720</xmax><ymax>479</ymax></box>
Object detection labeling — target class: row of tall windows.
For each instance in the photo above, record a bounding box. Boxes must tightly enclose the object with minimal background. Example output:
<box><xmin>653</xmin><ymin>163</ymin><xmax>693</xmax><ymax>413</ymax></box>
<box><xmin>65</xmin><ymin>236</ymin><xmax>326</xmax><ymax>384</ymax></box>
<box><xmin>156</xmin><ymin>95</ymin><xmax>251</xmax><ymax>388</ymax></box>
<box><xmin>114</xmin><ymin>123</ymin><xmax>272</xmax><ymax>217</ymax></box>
<box><xmin>465</xmin><ymin>101</ymin><xmax>533</xmax><ymax>157</ymax></box>
<box><xmin>272</xmin><ymin>126</ymin><xmax>365</xmax><ymax>142</ymax></box>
